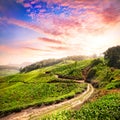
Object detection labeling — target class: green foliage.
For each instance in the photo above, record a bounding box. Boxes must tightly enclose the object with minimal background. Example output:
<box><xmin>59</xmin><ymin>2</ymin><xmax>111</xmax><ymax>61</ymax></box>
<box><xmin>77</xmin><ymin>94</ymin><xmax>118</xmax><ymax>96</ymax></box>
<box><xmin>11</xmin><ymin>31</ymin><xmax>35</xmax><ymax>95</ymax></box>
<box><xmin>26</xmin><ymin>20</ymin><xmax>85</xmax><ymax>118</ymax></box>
<box><xmin>86</xmin><ymin>69</ymin><xmax>96</xmax><ymax>80</ymax></box>
<box><xmin>20</xmin><ymin>56</ymin><xmax>88</xmax><ymax>73</ymax></box>
<box><xmin>1</xmin><ymin>53</ymin><xmax>120</xmax><ymax>119</ymax></box>
<box><xmin>85</xmin><ymin>61</ymin><xmax>114</xmax><ymax>88</ymax></box>
<box><xmin>20</xmin><ymin>59</ymin><xmax>61</xmax><ymax>73</ymax></box>
<box><xmin>82</xmin><ymin>58</ymin><xmax>120</xmax><ymax>88</ymax></box>
<box><xmin>42</xmin><ymin>111</ymin><xmax>72</xmax><ymax>120</ymax></box>
<box><xmin>104</xmin><ymin>46</ymin><xmax>120</xmax><ymax>68</ymax></box>
<box><xmin>90</xmin><ymin>58</ymin><xmax>103</xmax><ymax>67</ymax></box>
<box><xmin>42</xmin><ymin>93</ymin><xmax>120</xmax><ymax>120</ymax></box>
<box><xmin>52</xmin><ymin>60</ymin><xmax>92</xmax><ymax>80</ymax></box>
<box><xmin>106</xmin><ymin>80</ymin><xmax>120</xmax><ymax>89</ymax></box>
<box><xmin>0</xmin><ymin>66</ymin><xmax>87</xmax><ymax>116</ymax></box>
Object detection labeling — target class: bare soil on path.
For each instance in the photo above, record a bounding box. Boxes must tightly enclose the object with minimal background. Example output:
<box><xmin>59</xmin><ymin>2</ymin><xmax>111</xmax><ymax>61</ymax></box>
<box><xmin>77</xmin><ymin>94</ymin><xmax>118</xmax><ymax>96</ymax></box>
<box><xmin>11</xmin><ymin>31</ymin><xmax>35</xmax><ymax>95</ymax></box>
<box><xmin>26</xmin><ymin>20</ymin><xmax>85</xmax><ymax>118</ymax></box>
<box><xmin>1</xmin><ymin>83</ymin><xmax>94</xmax><ymax>120</ymax></box>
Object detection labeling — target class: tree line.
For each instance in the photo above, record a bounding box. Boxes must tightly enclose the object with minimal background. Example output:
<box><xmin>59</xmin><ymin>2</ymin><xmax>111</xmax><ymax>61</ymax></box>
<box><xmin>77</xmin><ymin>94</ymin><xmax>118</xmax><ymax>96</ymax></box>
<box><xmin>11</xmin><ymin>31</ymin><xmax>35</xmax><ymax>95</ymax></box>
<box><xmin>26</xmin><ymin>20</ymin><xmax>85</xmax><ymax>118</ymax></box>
<box><xmin>20</xmin><ymin>55</ymin><xmax>88</xmax><ymax>73</ymax></box>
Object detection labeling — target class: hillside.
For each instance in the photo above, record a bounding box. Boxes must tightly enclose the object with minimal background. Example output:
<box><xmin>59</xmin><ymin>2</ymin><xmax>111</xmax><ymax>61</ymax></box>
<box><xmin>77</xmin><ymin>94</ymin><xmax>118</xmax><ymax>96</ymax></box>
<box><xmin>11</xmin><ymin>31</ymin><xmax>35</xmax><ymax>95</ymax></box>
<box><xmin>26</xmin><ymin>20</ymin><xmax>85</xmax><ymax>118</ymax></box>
<box><xmin>20</xmin><ymin>55</ymin><xmax>89</xmax><ymax>73</ymax></box>
<box><xmin>40</xmin><ymin>57</ymin><xmax>120</xmax><ymax>119</ymax></box>
<box><xmin>42</xmin><ymin>92</ymin><xmax>120</xmax><ymax>120</ymax></box>
<box><xmin>0</xmin><ymin>59</ymin><xmax>90</xmax><ymax>117</ymax></box>
<box><xmin>0</xmin><ymin>58</ymin><xmax>120</xmax><ymax>119</ymax></box>
<box><xmin>0</xmin><ymin>46</ymin><xmax>120</xmax><ymax>120</ymax></box>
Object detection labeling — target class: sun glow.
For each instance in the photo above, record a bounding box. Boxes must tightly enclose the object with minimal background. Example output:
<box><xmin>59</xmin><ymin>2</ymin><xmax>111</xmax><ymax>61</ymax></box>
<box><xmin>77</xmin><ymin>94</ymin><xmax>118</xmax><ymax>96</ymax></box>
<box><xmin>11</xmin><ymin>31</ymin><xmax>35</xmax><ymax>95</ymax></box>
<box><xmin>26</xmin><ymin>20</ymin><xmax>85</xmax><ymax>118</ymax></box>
<box><xmin>0</xmin><ymin>0</ymin><xmax>120</xmax><ymax>65</ymax></box>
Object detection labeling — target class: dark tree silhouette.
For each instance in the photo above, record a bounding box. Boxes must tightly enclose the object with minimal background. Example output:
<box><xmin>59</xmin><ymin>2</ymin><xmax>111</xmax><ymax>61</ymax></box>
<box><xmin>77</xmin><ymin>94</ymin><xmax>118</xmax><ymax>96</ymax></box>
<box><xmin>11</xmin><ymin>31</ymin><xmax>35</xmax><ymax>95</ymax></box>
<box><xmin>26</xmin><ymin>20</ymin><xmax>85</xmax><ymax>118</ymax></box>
<box><xmin>104</xmin><ymin>46</ymin><xmax>120</xmax><ymax>68</ymax></box>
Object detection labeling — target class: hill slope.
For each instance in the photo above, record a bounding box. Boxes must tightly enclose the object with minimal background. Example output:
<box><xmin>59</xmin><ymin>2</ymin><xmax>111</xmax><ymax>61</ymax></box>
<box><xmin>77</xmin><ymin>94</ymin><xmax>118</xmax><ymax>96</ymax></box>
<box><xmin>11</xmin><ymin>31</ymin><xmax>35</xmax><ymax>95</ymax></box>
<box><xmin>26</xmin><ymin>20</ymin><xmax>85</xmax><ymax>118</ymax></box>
<box><xmin>0</xmin><ymin>60</ymin><xmax>90</xmax><ymax>117</ymax></box>
<box><xmin>41</xmin><ymin>58</ymin><xmax>120</xmax><ymax>120</ymax></box>
<box><xmin>20</xmin><ymin>55</ymin><xmax>89</xmax><ymax>73</ymax></box>
<box><xmin>42</xmin><ymin>92</ymin><xmax>120</xmax><ymax>120</ymax></box>
<box><xmin>0</xmin><ymin>57</ymin><xmax>120</xmax><ymax>119</ymax></box>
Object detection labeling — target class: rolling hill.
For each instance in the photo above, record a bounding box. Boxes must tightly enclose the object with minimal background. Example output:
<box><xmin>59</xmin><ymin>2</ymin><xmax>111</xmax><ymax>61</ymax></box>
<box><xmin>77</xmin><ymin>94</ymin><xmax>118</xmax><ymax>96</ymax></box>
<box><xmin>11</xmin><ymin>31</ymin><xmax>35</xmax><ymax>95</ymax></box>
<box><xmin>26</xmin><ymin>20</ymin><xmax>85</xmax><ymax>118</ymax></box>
<box><xmin>0</xmin><ymin>47</ymin><xmax>120</xmax><ymax>119</ymax></box>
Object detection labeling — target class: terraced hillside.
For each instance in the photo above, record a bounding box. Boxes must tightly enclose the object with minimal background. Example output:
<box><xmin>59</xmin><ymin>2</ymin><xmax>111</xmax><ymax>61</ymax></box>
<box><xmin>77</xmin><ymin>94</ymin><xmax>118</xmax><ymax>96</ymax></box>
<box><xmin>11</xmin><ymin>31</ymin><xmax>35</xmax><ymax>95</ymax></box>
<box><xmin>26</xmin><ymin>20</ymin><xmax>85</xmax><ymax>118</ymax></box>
<box><xmin>41</xmin><ymin>58</ymin><xmax>120</xmax><ymax>120</ymax></box>
<box><xmin>0</xmin><ymin>55</ymin><xmax>120</xmax><ymax>120</ymax></box>
<box><xmin>42</xmin><ymin>92</ymin><xmax>120</xmax><ymax>120</ymax></box>
<box><xmin>0</xmin><ymin>60</ymin><xmax>90</xmax><ymax>117</ymax></box>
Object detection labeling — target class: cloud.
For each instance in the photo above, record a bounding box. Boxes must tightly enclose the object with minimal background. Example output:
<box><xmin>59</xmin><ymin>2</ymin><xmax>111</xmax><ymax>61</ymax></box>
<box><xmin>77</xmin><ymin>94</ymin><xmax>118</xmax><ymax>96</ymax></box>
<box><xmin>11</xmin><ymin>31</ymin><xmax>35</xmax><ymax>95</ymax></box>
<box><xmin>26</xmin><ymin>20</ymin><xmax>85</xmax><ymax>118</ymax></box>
<box><xmin>0</xmin><ymin>45</ymin><xmax>24</xmax><ymax>54</ymax></box>
<box><xmin>0</xmin><ymin>44</ymin><xmax>51</xmax><ymax>55</ymax></box>
<box><xmin>1</xmin><ymin>0</ymin><xmax>120</xmax><ymax>65</ymax></box>
<box><xmin>3</xmin><ymin>0</ymin><xmax>119</xmax><ymax>39</ymax></box>
<box><xmin>3</xmin><ymin>17</ymin><xmax>45</xmax><ymax>34</ymax></box>
<box><xmin>0</xmin><ymin>44</ymin><xmax>43</xmax><ymax>65</ymax></box>
<box><xmin>15</xmin><ymin>0</ymin><xmax>116</xmax><ymax>37</ymax></box>
<box><xmin>3</xmin><ymin>17</ymin><xmax>63</xmax><ymax>36</ymax></box>
<box><xmin>15</xmin><ymin>0</ymin><xmax>120</xmax><ymax>27</ymax></box>
<box><xmin>38</xmin><ymin>37</ymin><xmax>64</xmax><ymax>44</ymax></box>
<box><xmin>0</xmin><ymin>45</ymin><xmax>10</xmax><ymax>52</ymax></box>
<box><xmin>49</xmin><ymin>46</ymin><xmax>70</xmax><ymax>51</ymax></box>
<box><xmin>22</xmin><ymin>46</ymin><xmax>51</xmax><ymax>52</ymax></box>
<box><xmin>102</xmin><ymin>2</ymin><xmax>120</xmax><ymax>24</ymax></box>
<box><xmin>22</xmin><ymin>47</ymin><xmax>42</xmax><ymax>51</ymax></box>
<box><xmin>23</xmin><ymin>3</ymin><xmax>31</xmax><ymax>8</ymax></box>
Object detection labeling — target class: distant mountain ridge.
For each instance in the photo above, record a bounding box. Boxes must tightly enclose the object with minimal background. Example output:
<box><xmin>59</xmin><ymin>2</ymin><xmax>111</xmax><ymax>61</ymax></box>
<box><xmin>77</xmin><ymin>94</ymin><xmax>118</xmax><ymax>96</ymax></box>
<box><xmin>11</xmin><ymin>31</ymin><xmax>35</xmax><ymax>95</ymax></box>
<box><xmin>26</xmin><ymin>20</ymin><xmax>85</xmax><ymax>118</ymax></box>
<box><xmin>0</xmin><ymin>62</ymin><xmax>32</xmax><ymax>68</ymax></box>
<box><xmin>0</xmin><ymin>65</ymin><xmax>19</xmax><ymax>70</ymax></box>
<box><xmin>0</xmin><ymin>65</ymin><xmax>19</xmax><ymax>76</ymax></box>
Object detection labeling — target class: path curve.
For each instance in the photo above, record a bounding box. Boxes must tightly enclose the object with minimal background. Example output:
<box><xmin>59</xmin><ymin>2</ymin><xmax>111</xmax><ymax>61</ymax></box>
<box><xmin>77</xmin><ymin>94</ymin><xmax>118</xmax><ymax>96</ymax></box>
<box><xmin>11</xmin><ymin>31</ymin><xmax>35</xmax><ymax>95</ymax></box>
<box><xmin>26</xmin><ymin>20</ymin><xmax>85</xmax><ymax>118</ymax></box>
<box><xmin>1</xmin><ymin>83</ymin><xmax>94</xmax><ymax>120</ymax></box>
<box><xmin>54</xmin><ymin>74</ymin><xmax>84</xmax><ymax>83</ymax></box>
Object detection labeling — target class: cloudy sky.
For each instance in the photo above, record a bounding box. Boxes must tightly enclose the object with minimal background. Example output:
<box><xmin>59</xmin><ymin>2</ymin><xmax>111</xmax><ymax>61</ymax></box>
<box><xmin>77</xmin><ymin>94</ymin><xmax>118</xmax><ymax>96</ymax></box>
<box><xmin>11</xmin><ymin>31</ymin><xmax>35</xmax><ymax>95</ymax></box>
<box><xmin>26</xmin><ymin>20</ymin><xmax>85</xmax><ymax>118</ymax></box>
<box><xmin>0</xmin><ymin>0</ymin><xmax>120</xmax><ymax>65</ymax></box>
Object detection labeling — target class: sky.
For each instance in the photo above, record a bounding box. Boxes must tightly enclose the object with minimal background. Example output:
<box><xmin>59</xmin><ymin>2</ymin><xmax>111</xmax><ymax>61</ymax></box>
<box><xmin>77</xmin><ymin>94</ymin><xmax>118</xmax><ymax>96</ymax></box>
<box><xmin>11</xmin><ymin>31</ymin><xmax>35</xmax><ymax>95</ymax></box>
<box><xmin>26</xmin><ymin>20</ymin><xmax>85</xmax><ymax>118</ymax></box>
<box><xmin>0</xmin><ymin>0</ymin><xmax>120</xmax><ymax>65</ymax></box>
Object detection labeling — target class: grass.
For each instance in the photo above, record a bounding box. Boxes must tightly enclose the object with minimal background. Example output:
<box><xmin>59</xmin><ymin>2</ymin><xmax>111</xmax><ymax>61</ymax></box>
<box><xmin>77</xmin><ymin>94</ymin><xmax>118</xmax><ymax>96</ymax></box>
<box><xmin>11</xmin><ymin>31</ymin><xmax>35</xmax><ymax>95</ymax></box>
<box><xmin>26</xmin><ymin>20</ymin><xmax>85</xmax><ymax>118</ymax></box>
<box><xmin>86</xmin><ymin>60</ymin><xmax>120</xmax><ymax>88</ymax></box>
<box><xmin>42</xmin><ymin>93</ymin><xmax>120</xmax><ymax>120</ymax></box>
<box><xmin>106</xmin><ymin>79</ymin><xmax>120</xmax><ymax>89</ymax></box>
<box><xmin>0</xmin><ymin>62</ymin><xmax>87</xmax><ymax>117</ymax></box>
<box><xmin>51</xmin><ymin>59</ymin><xmax>92</xmax><ymax>79</ymax></box>
<box><xmin>1</xmin><ymin>58</ymin><xmax>120</xmax><ymax>119</ymax></box>
<box><xmin>40</xmin><ymin>58</ymin><xmax>120</xmax><ymax>120</ymax></box>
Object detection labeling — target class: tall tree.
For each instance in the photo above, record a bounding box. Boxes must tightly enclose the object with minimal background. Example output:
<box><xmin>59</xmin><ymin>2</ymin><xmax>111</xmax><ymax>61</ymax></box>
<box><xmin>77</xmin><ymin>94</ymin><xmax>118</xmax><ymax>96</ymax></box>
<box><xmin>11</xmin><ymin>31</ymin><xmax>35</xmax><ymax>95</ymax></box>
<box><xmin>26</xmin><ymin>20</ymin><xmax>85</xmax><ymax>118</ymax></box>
<box><xmin>104</xmin><ymin>46</ymin><xmax>120</xmax><ymax>68</ymax></box>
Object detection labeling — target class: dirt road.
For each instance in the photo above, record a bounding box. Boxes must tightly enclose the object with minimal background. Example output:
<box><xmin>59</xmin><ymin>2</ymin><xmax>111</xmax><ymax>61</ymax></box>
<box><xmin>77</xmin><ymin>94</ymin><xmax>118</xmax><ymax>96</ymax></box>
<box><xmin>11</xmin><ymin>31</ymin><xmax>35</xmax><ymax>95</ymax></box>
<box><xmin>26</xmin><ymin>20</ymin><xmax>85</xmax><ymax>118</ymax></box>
<box><xmin>1</xmin><ymin>83</ymin><xmax>94</xmax><ymax>120</ymax></box>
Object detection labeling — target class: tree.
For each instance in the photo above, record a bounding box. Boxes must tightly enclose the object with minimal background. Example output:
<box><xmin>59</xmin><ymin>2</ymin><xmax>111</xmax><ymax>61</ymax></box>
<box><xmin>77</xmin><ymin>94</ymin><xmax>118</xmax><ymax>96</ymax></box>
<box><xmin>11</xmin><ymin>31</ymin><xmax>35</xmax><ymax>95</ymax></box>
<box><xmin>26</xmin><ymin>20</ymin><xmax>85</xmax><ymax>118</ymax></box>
<box><xmin>104</xmin><ymin>46</ymin><xmax>120</xmax><ymax>68</ymax></box>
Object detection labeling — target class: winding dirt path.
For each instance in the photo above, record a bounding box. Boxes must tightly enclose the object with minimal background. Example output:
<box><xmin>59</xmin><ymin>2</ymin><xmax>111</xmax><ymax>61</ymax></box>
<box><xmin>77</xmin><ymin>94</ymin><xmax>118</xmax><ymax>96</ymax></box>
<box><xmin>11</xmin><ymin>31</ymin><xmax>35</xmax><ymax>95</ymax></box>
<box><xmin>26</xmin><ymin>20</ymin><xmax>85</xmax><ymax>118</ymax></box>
<box><xmin>1</xmin><ymin>83</ymin><xmax>94</xmax><ymax>120</ymax></box>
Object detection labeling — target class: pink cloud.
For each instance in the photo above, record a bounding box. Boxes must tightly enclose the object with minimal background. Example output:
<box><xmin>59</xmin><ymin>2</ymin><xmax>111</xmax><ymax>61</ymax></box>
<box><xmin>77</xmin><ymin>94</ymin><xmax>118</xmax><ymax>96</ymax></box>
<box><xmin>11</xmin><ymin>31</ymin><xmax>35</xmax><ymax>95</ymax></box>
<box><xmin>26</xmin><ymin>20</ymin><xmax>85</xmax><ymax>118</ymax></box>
<box><xmin>22</xmin><ymin>47</ymin><xmax>42</xmax><ymax>51</ymax></box>
<box><xmin>0</xmin><ymin>45</ymin><xmax>24</xmax><ymax>54</ymax></box>
<box><xmin>2</xmin><ymin>0</ymin><xmax>119</xmax><ymax>46</ymax></box>
<box><xmin>1</xmin><ymin>0</ymin><xmax>120</xmax><ymax>65</ymax></box>
<box><xmin>34</xmin><ymin>5</ymin><xmax>42</xmax><ymax>8</ymax></box>
<box><xmin>23</xmin><ymin>3</ymin><xmax>31</xmax><ymax>8</ymax></box>
<box><xmin>1</xmin><ymin>17</ymin><xmax>61</xmax><ymax>36</ymax></box>
<box><xmin>0</xmin><ymin>45</ymin><xmax>11</xmax><ymax>52</ymax></box>
<box><xmin>22</xmin><ymin>47</ymin><xmax>51</xmax><ymax>52</ymax></box>
<box><xmin>16</xmin><ymin>0</ymin><xmax>120</xmax><ymax>28</ymax></box>
<box><xmin>0</xmin><ymin>45</ymin><xmax>46</xmax><ymax>65</ymax></box>
<box><xmin>31</xmin><ymin>1</ymin><xmax>36</xmax><ymax>5</ymax></box>
<box><xmin>102</xmin><ymin>4</ymin><xmax>120</xmax><ymax>24</ymax></box>
<box><xmin>26</xmin><ymin>9</ymin><xmax>31</xmax><ymax>12</ymax></box>
<box><xmin>49</xmin><ymin>46</ymin><xmax>70</xmax><ymax>51</ymax></box>
<box><xmin>5</xmin><ymin>0</ymin><xmax>119</xmax><ymax>39</ymax></box>
<box><xmin>38</xmin><ymin>37</ymin><xmax>64</xmax><ymax>44</ymax></box>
